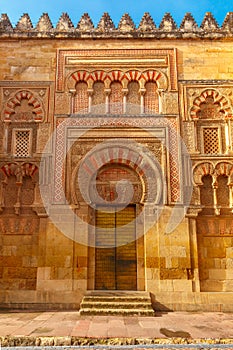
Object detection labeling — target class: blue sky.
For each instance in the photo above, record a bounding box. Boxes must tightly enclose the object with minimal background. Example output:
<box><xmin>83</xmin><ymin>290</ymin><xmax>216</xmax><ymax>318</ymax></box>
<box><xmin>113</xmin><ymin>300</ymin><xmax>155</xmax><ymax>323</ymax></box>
<box><xmin>0</xmin><ymin>0</ymin><xmax>232</xmax><ymax>28</ymax></box>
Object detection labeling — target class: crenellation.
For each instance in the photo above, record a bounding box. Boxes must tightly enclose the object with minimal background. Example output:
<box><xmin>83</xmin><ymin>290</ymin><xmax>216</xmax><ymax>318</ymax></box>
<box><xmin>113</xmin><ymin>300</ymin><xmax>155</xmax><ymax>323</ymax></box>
<box><xmin>180</xmin><ymin>13</ymin><xmax>198</xmax><ymax>32</ymax></box>
<box><xmin>15</xmin><ymin>13</ymin><xmax>33</xmax><ymax>31</ymax></box>
<box><xmin>56</xmin><ymin>13</ymin><xmax>74</xmax><ymax>32</ymax></box>
<box><xmin>138</xmin><ymin>12</ymin><xmax>156</xmax><ymax>32</ymax></box>
<box><xmin>118</xmin><ymin>13</ymin><xmax>136</xmax><ymax>32</ymax></box>
<box><xmin>159</xmin><ymin>12</ymin><xmax>178</xmax><ymax>31</ymax></box>
<box><xmin>36</xmin><ymin>13</ymin><xmax>53</xmax><ymax>32</ymax></box>
<box><xmin>76</xmin><ymin>13</ymin><xmax>94</xmax><ymax>32</ymax></box>
<box><xmin>200</xmin><ymin>12</ymin><xmax>219</xmax><ymax>31</ymax></box>
<box><xmin>0</xmin><ymin>13</ymin><xmax>13</xmax><ymax>32</ymax></box>
<box><xmin>96</xmin><ymin>13</ymin><xmax>115</xmax><ymax>32</ymax></box>
<box><xmin>222</xmin><ymin>12</ymin><xmax>233</xmax><ymax>32</ymax></box>
<box><xmin>0</xmin><ymin>12</ymin><xmax>233</xmax><ymax>38</ymax></box>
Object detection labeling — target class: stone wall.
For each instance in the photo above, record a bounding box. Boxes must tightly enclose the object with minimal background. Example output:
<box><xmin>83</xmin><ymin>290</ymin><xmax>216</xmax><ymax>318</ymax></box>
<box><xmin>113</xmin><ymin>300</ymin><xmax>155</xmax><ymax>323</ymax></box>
<box><xmin>0</xmin><ymin>11</ymin><xmax>233</xmax><ymax>310</ymax></box>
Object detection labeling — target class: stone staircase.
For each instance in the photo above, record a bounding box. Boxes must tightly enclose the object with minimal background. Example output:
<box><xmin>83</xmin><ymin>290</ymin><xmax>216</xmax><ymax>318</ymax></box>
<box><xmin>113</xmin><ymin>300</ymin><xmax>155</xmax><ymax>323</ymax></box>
<box><xmin>79</xmin><ymin>291</ymin><xmax>155</xmax><ymax>316</ymax></box>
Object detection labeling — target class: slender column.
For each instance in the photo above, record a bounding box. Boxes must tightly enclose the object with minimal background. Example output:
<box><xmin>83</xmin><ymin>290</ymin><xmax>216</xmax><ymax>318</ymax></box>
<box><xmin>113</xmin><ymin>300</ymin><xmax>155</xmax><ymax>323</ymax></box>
<box><xmin>186</xmin><ymin>208</ymin><xmax>202</xmax><ymax>292</ymax></box>
<box><xmin>14</xmin><ymin>182</ymin><xmax>22</xmax><ymax>215</ymax></box>
<box><xmin>212</xmin><ymin>175</ymin><xmax>220</xmax><ymax>216</ymax></box>
<box><xmin>105</xmin><ymin>89</ymin><xmax>111</xmax><ymax>114</ymax></box>
<box><xmin>225</xmin><ymin>116</ymin><xmax>233</xmax><ymax>153</ymax></box>
<box><xmin>87</xmin><ymin>89</ymin><xmax>93</xmax><ymax>114</ymax></box>
<box><xmin>157</xmin><ymin>89</ymin><xmax>163</xmax><ymax>114</ymax></box>
<box><xmin>122</xmin><ymin>89</ymin><xmax>128</xmax><ymax>114</ymax></box>
<box><xmin>225</xmin><ymin>119</ymin><xmax>230</xmax><ymax>153</ymax></box>
<box><xmin>228</xmin><ymin>118</ymin><xmax>233</xmax><ymax>152</ymax></box>
<box><xmin>229</xmin><ymin>184</ymin><xmax>233</xmax><ymax>211</ymax></box>
<box><xmin>0</xmin><ymin>177</ymin><xmax>7</xmax><ymax>212</ymax></box>
<box><xmin>69</xmin><ymin>89</ymin><xmax>76</xmax><ymax>114</ymax></box>
<box><xmin>193</xmin><ymin>119</ymin><xmax>199</xmax><ymax>153</ymax></box>
<box><xmin>139</xmin><ymin>89</ymin><xmax>146</xmax><ymax>114</ymax></box>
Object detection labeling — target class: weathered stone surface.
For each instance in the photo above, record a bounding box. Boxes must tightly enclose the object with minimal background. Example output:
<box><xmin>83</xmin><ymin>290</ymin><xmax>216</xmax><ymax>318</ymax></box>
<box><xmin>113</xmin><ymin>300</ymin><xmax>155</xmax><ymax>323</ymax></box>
<box><xmin>118</xmin><ymin>13</ymin><xmax>136</xmax><ymax>32</ymax></box>
<box><xmin>15</xmin><ymin>13</ymin><xmax>33</xmax><ymax>31</ymax></box>
<box><xmin>96</xmin><ymin>12</ymin><xmax>115</xmax><ymax>32</ymax></box>
<box><xmin>77</xmin><ymin>13</ymin><xmax>94</xmax><ymax>31</ymax></box>
<box><xmin>138</xmin><ymin>12</ymin><xmax>156</xmax><ymax>32</ymax></box>
<box><xmin>159</xmin><ymin>13</ymin><xmax>177</xmax><ymax>31</ymax></box>
<box><xmin>36</xmin><ymin>13</ymin><xmax>53</xmax><ymax>31</ymax></box>
<box><xmin>180</xmin><ymin>13</ymin><xmax>198</xmax><ymax>32</ymax></box>
<box><xmin>56</xmin><ymin>13</ymin><xmax>74</xmax><ymax>31</ymax></box>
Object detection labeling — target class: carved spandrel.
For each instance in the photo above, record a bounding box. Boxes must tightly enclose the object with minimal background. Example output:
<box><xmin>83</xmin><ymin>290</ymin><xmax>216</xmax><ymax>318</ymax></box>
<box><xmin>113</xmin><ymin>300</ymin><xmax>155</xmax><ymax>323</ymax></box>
<box><xmin>37</xmin><ymin>123</ymin><xmax>51</xmax><ymax>153</ymax></box>
<box><xmin>183</xmin><ymin>122</ymin><xmax>195</xmax><ymax>152</ymax></box>
<box><xmin>164</xmin><ymin>92</ymin><xmax>179</xmax><ymax>114</ymax></box>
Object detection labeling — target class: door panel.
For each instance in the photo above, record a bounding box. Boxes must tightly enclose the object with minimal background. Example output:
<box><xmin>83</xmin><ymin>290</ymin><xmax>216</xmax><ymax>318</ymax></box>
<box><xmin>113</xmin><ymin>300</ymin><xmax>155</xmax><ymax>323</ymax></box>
<box><xmin>116</xmin><ymin>206</ymin><xmax>137</xmax><ymax>290</ymax></box>
<box><xmin>95</xmin><ymin>210</ymin><xmax>116</xmax><ymax>290</ymax></box>
<box><xmin>95</xmin><ymin>206</ymin><xmax>137</xmax><ymax>290</ymax></box>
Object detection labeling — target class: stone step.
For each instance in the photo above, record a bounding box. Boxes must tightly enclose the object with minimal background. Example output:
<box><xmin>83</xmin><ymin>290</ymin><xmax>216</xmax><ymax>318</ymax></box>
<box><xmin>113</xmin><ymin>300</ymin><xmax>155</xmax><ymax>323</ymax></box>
<box><xmin>80</xmin><ymin>301</ymin><xmax>153</xmax><ymax>309</ymax></box>
<box><xmin>82</xmin><ymin>296</ymin><xmax>151</xmax><ymax>303</ymax></box>
<box><xmin>79</xmin><ymin>291</ymin><xmax>155</xmax><ymax>316</ymax></box>
<box><xmin>85</xmin><ymin>290</ymin><xmax>150</xmax><ymax>296</ymax></box>
<box><xmin>83</xmin><ymin>291</ymin><xmax>151</xmax><ymax>302</ymax></box>
<box><xmin>79</xmin><ymin>308</ymin><xmax>155</xmax><ymax>316</ymax></box>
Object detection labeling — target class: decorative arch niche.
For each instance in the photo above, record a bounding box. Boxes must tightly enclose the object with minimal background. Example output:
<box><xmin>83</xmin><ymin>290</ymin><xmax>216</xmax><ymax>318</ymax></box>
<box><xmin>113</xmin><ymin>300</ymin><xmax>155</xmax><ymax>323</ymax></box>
<box><xmin>192</xmin><ymin>161</ymin><xmax>233</xmax><ymax>215</ymax></box>
<box><xmin>190</xmin><ymin>89</ymin><xmax>232</xmax><ymax>120</ymax></box>
<box><xmin>2</xmin><ymin>90</ymin><xmax>44</xmax><ymax>122</ymax></box>
<box><xmin>189</xmin><ymin>89</ymin><xmax>233</xmax><ymax>154</ymax></box>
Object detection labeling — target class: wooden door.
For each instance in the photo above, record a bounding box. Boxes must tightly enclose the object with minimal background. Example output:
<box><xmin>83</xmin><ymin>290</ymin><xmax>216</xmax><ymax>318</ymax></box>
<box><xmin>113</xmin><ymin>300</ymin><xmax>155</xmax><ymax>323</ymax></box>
<box><xmin>95</xmin><ymin>206</ymin><xmax>137</xmax><ymax>290</ymax></box>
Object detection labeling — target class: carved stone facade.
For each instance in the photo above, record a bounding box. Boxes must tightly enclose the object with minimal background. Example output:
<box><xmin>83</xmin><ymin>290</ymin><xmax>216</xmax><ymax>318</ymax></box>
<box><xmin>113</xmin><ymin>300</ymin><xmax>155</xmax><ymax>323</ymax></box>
<box><xmin>1</xmin><ymin>11</ymin><xmax>233</xmax><ymax>311</ymax></box>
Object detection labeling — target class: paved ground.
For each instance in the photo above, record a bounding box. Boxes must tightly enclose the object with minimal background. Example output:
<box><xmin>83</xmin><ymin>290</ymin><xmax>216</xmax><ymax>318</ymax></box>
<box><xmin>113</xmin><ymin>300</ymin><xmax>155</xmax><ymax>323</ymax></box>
<box><xmin>0</xmin><ymin>310</ymin><xmax>233</xmax><ymax>340</ymax></box>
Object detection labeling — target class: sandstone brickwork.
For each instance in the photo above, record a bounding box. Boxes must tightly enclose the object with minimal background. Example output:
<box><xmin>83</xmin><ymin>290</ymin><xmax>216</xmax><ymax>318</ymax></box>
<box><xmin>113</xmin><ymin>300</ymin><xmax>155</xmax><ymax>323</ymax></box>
<box><xmin>0</xmin><ymin>11</ymin><xmax>233</xmax><ymax>311</ymax></box>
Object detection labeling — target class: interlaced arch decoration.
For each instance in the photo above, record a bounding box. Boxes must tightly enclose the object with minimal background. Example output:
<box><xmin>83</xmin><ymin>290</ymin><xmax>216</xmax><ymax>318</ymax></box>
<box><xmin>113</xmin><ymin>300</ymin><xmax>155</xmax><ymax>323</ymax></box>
<box><xmin>2</xmin><ymin>90</ymin><xmax>44</xmax><ymax>122</ymax></box>
<box><xmin>68</xmin><ymin>69</ymin><xmax>168</xmax><ymax>91</ymax></box>
<box><xmin>190</xmin><ymin>89</ymin><xmax>232</xmax><ymax>120</ymax></box>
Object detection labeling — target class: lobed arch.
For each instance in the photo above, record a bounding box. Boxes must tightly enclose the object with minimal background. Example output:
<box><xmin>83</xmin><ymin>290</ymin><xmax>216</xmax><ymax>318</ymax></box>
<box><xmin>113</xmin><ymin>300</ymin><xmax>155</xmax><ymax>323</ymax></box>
<box><xmin>67</xmin><ymin>68</ymin><xmax>168</xmax><ymax>91</ymax></box>
<box><xmin>215</xmin><ymin>162</ymin><xmax>233</xmax><ymax>184</ymax></box>
<box><xmin>193</xmin><ymin>161</ymin><xmax>215</xmax><ymax>185</ymax></box>
<box><xmin>193</xmin><ymin>161</ymin><xmax>233</xmax><ymax>186</ymax></box>
<box><xmin>190</xmin><ymin>88</ymin><xmax>232</xmax><ymax>120</ymax></box>
<box><xmin>2</xmin><ymin>90</ymin><xmax>44</xmax><ymax>122</ymax></box>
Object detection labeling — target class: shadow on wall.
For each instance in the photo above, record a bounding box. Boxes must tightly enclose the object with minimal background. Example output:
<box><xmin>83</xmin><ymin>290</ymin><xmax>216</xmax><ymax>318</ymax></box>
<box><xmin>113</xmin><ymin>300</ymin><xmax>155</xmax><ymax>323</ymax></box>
<box><xmin>150</xmin><ymin>293</ymin><xmax>172</xmax><ymax>313</ymax></box>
